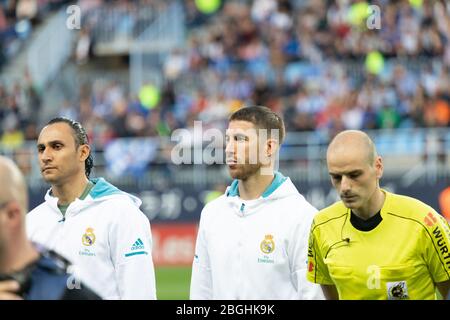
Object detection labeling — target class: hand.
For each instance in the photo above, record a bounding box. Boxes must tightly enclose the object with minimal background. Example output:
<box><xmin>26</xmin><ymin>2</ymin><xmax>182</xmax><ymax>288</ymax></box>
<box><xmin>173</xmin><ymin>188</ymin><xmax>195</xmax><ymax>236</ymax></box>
<box><xmin>0</xmin><ymin>280</ymin><xmax>23</xmax><ymax>300</ymax></box>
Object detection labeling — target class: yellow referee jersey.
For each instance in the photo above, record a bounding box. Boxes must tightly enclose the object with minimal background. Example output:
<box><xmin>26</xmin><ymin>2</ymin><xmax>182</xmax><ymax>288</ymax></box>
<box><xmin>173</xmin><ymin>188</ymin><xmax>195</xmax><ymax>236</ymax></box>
<box><xmin>307</xmin><ymin>190</ymin><xmax>450</xmax><ymax>300</ymax></box>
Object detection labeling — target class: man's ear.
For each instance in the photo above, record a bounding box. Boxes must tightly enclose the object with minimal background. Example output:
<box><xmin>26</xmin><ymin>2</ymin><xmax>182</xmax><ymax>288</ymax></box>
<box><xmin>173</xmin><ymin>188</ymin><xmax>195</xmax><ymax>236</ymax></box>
<box><xmin>375</xmin><ymin>156</ymin><xmax>384</xmax><ymax>179</ymax></box>
<box><xmin>266</xmin><ymin>138</ymin><xmax>279</xmax><ymax>157</ymax></box>
<box><xmin>3</xmin><ymin>201</ymin><xmax>23</xmax><ymax>227</ymax></box>
<box><xmin>79</xmin><ymin>144</ymin><xmax>91</xmax><ymax>162</ymax></box>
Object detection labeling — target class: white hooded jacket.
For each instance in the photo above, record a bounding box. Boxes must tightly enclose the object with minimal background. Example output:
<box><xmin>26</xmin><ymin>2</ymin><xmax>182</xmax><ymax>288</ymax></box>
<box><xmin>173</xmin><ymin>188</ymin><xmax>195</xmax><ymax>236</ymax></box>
<box><xmin>190</xmin><ymin>172</ymin><xmax>324</xmax><ymax>299</ymax></box>
<box><xmin>26</xmin><ymin>178</ymin><xmax>156</xmax><ymax>300</ymax></box>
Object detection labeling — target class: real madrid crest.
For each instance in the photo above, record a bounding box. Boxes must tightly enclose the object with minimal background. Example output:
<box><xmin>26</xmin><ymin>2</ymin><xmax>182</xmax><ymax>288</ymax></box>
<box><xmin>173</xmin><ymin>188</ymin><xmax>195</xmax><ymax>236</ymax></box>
<box><xmin>82</xmin><ymin>227</ymin><xmax>96</xmax><ymax>246</ymax></box>
<box><xmin>260</xmin><ymin>234</ymin><xmax>275</xmax><ymax>254</ymax></box>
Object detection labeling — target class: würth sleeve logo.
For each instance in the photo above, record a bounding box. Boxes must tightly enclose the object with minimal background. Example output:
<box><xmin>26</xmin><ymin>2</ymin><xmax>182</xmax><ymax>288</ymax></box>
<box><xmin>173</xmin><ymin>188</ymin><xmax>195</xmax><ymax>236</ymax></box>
<box><xmin>424</xmin><ymin>212</ymin><xmax>438</xmax><ymax>227</ymax></box>
<box><xmin>432</xmin><ymin>224</ymin><xmax>450</xmax><ymax>270</ymax></box>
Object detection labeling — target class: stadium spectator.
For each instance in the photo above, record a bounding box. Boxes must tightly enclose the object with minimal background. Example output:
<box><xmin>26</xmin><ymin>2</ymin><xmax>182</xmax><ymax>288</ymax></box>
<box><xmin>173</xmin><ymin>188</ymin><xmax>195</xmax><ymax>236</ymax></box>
<box><xmin>307</xmin><ymin>130</ymin><xmax>450</xmax><ymax>299</ymax></box>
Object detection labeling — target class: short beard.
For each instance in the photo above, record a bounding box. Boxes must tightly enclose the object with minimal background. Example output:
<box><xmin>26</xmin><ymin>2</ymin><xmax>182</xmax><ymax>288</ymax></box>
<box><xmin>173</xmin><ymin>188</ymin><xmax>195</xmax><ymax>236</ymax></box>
<box><xmin>228</xmin><ymin>163</ymin><xmax>261</xmax><ymax>181</ymax></box>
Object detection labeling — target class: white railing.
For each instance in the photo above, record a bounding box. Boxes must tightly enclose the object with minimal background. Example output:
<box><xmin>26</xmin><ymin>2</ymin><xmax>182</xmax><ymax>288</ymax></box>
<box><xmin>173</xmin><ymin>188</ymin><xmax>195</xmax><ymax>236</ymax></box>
<box><xmin>91</xmin><ymin>5</ymin><xmax>155</xmax><ymax>55</ymax></box>
<box><xmin>1</xmin><ymin>128</ymin><xmax>448</xmax><ymax>188</ymax></box>
<box><xmin>90</xmin><ymin>1</ymin><xmax>184</xmax><ymax>56</ymax></box>
<box><xmin>27</xmin><ymin>9</ymin><xmax>76</xmax><ymax>91</ymax></box>
<box><xmin>129</xmin><ymin>1</ymin><xmax>185</xmax><ymax>93</ymax></box>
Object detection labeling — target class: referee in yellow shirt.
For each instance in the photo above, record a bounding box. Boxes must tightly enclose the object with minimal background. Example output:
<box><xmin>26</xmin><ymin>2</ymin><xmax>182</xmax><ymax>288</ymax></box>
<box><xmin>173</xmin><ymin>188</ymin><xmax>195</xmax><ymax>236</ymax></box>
<box><xmin>306</xmin><ymin>130</ymin><xmax>450</xmax><ymax>300</ymax></box>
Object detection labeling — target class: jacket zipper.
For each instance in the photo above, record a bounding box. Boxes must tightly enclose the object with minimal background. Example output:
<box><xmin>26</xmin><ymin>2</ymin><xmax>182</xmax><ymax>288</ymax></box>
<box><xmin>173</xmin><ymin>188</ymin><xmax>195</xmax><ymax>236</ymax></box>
<box><xmin>57</xmin><ymin>207</ymin><xmax>67</xmax><ymax>223</ymax></box>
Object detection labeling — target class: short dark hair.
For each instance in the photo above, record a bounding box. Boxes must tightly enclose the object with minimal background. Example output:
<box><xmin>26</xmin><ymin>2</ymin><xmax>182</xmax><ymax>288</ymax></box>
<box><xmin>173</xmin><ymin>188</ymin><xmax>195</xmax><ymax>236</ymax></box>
<box><xmin>46</xmin><ymin>117</ymin><xmax>94</xmax><ymax>178</ymax></box>
<box><xmin>229</xmin><ymin>106</ymin><xmax>285</xmax><ymax>144</ymax></box>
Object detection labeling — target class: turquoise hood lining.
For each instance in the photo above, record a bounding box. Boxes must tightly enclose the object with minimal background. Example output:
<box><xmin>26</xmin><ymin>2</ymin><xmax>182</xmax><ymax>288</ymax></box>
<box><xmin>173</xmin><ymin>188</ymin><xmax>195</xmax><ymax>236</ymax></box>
<box><xmin>226</xmin><ymin>172</ymin><xmax>287</xmax><ymax>198</ymax></box>
<box><xmin>89</xmin><ymin>178</ymin><xmax>123</xmax><ymax>199</ymax></box>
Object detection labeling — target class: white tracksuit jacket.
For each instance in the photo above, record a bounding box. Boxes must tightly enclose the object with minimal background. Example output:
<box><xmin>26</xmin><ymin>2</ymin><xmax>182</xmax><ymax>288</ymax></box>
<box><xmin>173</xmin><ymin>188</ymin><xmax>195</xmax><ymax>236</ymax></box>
<box><xmin>26</xmin><ymin>178</ymin><xmax>156</xmax><ymax>300</ymax></box>
<box><xmin>190</xmin><ymin>172</ymin><xmax>324</xmax><ymax>300</ymax></box>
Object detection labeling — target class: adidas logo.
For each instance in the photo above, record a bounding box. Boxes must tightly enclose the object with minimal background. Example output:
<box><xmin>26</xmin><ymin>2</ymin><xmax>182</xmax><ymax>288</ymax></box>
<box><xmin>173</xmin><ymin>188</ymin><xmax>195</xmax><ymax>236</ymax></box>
<box><xmin>131</xmin><ymin>238</ymin><xmax>145</xmax><ymax>251</ymax></box>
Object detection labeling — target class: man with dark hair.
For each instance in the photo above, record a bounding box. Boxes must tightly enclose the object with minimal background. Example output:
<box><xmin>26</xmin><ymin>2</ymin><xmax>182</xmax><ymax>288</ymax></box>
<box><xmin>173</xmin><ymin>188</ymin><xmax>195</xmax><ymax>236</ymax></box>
<box><xmin>46</xmin><ymin>117</ymin><xmax>94</xmax><ymax>178</ymax></box>
<box><xmin>0</xmin><ymin>156</ymin><xmax>100</xmax><ymax>300</ymax></box>
<box><xmin>26</xmin><ymin>117</ymin><xmax>156</xmax><ymax>300</ymax></box>
<box><xmin>190</xmin><ymin>106</ymin><xmax>324</xmax><ymax>299</ymax></box>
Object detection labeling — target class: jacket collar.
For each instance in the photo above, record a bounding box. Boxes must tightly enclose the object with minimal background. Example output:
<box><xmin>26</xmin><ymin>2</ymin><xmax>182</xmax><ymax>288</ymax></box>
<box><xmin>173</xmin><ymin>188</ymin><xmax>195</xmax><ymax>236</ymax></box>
<box><xmin>226</xmin><ymin>171</ymin><xmax>287</xmax><ymax>198</ymax></box>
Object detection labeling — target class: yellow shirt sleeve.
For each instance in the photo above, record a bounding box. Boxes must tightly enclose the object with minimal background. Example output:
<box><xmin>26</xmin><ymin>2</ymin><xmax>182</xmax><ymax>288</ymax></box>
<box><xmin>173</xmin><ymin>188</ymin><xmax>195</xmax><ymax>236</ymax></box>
<box><xmin>306</xmin><ymin>222</ymin><xmax>334</xmax><ymax>285</ymax></box>
<box><xmin>422</xmin><ymin>211</ymin><xmax>450</xmax><ymax>283</ymax></box>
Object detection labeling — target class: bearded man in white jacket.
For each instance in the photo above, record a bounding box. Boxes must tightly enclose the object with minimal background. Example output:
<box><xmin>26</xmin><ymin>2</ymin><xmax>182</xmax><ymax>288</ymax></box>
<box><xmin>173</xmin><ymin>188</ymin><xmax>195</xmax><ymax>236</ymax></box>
<box><xmin>190</xmin><ymin>106</ymin><xmax>324</xmax><ymax>300</ymax></box>
<box><xmin>26</xmin><ymin>117</ymin><xmax>156</xmax><ymax>300</ymax></box>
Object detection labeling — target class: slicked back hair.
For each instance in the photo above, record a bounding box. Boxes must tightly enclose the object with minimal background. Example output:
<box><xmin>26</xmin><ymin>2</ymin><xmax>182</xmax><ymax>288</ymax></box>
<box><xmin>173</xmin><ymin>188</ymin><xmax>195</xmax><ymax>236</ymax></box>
<box><xmin>46</xmin><ymin>117</ymin><xmax>93</xmax><ymax>178</ymax></box>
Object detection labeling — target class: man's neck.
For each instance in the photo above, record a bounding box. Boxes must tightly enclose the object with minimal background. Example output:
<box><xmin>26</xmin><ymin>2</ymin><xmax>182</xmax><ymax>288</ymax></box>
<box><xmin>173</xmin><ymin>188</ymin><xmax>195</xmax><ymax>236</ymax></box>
<box><xmin>238</xmin><ymin>171</ymin><xmax>275</xmax><ymax>200</ymax></box>
<box><xmin>353</xmin><ymin>188</ymin><xmax>386</xmax><ymax>220</ymax></box>
<box><xmin>0</xmin><ymin>237</ymin><xmax>40</xmax><ymax>274</ymax></box>
<box><xmin>51</xmin><ymin>175</ymin><xmax>90</xmax><ymax>205</ymax></box>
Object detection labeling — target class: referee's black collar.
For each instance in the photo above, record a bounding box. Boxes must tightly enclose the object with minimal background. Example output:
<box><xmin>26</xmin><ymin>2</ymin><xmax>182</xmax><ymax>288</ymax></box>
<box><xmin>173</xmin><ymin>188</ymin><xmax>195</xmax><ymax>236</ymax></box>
<box><xmin>350</xmin><ymin>210</ymin><xmax>382</xmax><ymax>231</ymax></box>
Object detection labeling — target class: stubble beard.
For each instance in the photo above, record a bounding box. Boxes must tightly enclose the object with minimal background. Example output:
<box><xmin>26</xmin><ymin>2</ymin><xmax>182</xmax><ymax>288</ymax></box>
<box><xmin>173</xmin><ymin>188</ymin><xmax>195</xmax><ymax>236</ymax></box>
<box><xmin>228</xmin><ymin>163</ymin><xmax>261</xmax><ymax>181</ymax></box>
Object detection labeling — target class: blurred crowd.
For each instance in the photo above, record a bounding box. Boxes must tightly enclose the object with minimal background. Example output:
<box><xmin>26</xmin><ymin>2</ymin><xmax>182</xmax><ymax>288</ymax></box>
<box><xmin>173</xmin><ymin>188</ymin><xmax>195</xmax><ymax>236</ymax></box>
<box><xmin>0</xmin><ymin>0</ymin><xmax>72</xmax><ymax>69</ymax></box>
<box><xmin>0</xmin><ymin>0</ymin><xmax>72</xmax><ymax>150</ymax></box>
<box><xmin>0</xmin><ymin>70</ymin><xmax>40</xmax><ymax>149</ymax></box>
<box><xmin>1</xmin><ymin>0</ymin><xmax>450</xmax><ymax>156</ymax></box>
<box><xmin>64</xmin><ymin>0</ymin><xmax>450</xmax><ymax>151</ymax></box>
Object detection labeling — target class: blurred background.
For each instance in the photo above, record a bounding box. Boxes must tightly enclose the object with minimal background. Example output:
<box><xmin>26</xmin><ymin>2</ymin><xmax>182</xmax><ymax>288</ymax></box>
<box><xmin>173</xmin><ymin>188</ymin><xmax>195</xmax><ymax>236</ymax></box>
<box><xmin>0</xmin><ymin>0</ymin><xmax>449</xmax><ymax>299</ymax></box>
